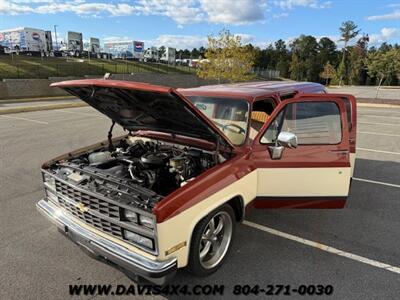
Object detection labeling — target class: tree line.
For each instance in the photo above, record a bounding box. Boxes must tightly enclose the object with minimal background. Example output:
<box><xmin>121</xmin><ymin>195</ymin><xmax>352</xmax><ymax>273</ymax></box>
<box><xmin>178</xmin><ymin>21</ymin><xmax>400</xmax><ymax>86</ymax></box>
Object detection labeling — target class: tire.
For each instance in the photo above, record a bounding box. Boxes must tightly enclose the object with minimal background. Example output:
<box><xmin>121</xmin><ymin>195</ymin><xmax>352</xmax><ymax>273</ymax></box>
<box><xmin>187</xmin><ymin>204</ymin><xmax>236</xmax><ymax>276</ymax></box>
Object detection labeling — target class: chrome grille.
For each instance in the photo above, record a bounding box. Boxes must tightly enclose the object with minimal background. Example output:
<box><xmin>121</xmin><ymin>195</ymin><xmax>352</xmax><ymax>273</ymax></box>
<box><xmin>44</xmin><ymin>172</ymin><xmax>158</xmax><ymax>254</ymax></box>
<box><xmin>57</xmin><ymin>196</ymin><xmax>123</xmax><ymax>238</ymax></box>
<box><xmin>55</xmin><ymin>180</ymin><xmax>120</xmax><ymax>219</ymax></box>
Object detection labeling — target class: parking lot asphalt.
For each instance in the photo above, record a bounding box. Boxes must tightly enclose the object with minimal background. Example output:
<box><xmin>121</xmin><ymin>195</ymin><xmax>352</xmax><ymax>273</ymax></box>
<box><xmin>0</xmin><ymin>98</ymin><xmax>83</xmax><ymax>108</ymax></box>
<box><xmin>326</xmin><ymin>86</ymin><xmax>400</xmax><ymax>101</ymax></box>
<box><xmin>0</xmin><ymin>105</ymin><xmax>399</xmax><ymax>300</ymax></box>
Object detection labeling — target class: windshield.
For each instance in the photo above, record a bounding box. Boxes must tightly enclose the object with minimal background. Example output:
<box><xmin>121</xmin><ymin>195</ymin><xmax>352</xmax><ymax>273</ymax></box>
<box><xmin>187</xmin><ymin>96</ymin><xmax>249</xmax><ymax>146</ymax></box>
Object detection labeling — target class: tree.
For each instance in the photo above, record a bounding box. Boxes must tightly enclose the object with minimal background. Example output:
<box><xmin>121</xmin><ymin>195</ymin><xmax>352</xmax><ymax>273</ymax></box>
<box><xmin>260</xmin><ymin>44</ymin><xmax>275</xmax><ymax>69</ymax></box>
<box><xmin>366</xmin><ymin>48</ymin><xmax>400</xmax><ymax>98</ymax></box>
<box><xmin>379</xmin><ymin>42</ymin><xmax>392</xmax><ymax>53</ymax></box>
<box><xmin>338</xmin><ymin>20</ymin><xmax>360</xmax><ymax>85</ymax></box>
<box><xmin>199</xmin><ymin>46</ymin><xmax>206</xmax><ymax>58</ymax></box>
<box><xmin>320</xmin><ymin>61</ymin><xmax>336</xmax><ymax>85</ymax></box>
<box><xmin>318</xmin><ymin>37</ymin><xmax>338</xmax><ymax>67</ymax></box>
<box><xmin>274</xmin><ymin>39</ymin><xmax>290</xmax><ymax>77</ymax></box>
<box><xmin>191</xmin><ymin>48</ymin><xmax>200</xmax><ymax>59</ymax></box>
<box><xmin>197</xmin><ymin>29</ymin><xmax>256</xmax><ymax>82</ymax></box>
<box><xmin>348</xmin><ymin>34</ymin><xmax>369</xmax><ymax>85</ymax></box>
<box><xmin>183</xmin><ymin>49</ymin><xmax>191</xmax><ymax>58</ymax></box>
<box><xmin>337</xmin><ymin>59</ymin><xmax>346</xmax><ymax>85</ymax></box>
<box><xmin>289</xmin><ymin>35</ymin><xmax>319</xmax><ymax>81</ymax></box>
<box><xmin>289</xmin><ymin>53</ymin><xmax>301</xmax><ymax>81</ymax></box>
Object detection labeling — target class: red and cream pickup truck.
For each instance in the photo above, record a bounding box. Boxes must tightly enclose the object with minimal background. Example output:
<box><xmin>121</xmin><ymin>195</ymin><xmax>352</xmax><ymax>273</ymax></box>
<box><xmin>37</xmin><ymin>80</ymin><xmax>357</xmax><ymax>284</ymax></box>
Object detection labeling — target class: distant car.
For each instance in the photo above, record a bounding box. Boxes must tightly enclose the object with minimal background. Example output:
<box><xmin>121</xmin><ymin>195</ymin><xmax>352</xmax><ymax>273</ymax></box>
<box><xmin>37</xmin><ymin>80</ymin><xmax>357</xmax><ymax>284</ymax></box>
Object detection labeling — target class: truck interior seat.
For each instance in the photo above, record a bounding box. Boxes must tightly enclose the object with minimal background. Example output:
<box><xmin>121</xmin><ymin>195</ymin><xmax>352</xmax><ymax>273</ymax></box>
<box><xmin>249</xmin><ymin>111</ymin><xmax>269</xmax><ymax>139</ymax></box>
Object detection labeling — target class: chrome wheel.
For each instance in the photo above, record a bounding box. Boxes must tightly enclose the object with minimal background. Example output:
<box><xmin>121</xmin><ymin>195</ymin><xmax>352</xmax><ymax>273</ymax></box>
<box><xmin>199</xmin><ymin>211</ymin><xmax>233</xmax><ymax>269</ymax></box>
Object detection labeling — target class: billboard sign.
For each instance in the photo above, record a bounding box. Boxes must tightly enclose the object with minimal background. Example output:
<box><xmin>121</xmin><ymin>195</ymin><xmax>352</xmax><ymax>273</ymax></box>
<box><xmin>104</xmin><ymin>41</ymin><xmax>134</xmax><ymax>59</ymax></box>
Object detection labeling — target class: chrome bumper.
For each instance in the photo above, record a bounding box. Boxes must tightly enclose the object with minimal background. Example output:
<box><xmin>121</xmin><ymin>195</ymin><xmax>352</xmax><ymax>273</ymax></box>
<box><xmin>36</xmin><ymin>199</ymin><xmax>177</xmax><ymax>284</ymax></box>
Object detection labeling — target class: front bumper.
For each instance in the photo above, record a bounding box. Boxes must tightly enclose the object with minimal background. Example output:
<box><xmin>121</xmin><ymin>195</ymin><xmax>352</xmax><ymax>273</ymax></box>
<box><xmin>36</xmin><ymin>199</ymin><xmax>177</xmax><ymax>284</ymax></box>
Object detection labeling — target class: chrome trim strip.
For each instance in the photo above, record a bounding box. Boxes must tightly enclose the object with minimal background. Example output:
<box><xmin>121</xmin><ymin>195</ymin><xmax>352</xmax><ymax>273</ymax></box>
<box><xmin>36</xmin><ymin>199</ymin><xmax>176</xmax><ymax>276</ymax></box>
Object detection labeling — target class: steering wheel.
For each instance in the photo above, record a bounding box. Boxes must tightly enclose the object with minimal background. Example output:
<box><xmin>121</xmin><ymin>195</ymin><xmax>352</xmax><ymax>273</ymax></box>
<box><xmin>221</xmin><ymin>123</ymin><xmax>245</xmax><ymax>134</ymax></box>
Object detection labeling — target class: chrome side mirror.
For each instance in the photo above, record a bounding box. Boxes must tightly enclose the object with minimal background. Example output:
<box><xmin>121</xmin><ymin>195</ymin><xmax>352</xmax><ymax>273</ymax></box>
<box><xmin>277</xmin><ymin>131</ymin><xmax>298</xmax><ymax>149</ymax></box>
<box><xmin>268</xmin><ymin>131</ymin><xmax>298</xmax><ymax>160</ymax></box>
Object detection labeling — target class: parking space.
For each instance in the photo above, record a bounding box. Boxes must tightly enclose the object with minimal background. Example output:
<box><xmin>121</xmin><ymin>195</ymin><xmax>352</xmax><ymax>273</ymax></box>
<box><xmin>0</xmin><ymin>105</ymin><xmax>399</xmax><ymax>299</ymax></box>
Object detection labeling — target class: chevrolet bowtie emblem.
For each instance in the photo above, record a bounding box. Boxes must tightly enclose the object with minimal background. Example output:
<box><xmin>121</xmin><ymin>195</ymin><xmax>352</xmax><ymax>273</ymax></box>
<box><xmin>77</xmin><ymin>202</ymin><xmax>89</xmax><ymax>213</ymax></box>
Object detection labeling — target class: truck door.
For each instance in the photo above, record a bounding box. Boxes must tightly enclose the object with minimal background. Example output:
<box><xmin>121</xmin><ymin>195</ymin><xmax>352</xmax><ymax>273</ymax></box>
<box><xmin>250</xmin><ymin>96</ymin><xmax>352</xmax><ymax>208</ymax></box>
<box><xmin>295</xmin><ymin>93</ymin><xmax>357</xmax><ymax>176</ymax></box>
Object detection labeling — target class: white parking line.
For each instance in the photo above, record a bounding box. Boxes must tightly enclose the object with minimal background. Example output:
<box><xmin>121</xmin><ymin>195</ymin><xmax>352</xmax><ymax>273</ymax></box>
<box><xmin>359</xmin><ymin>121</ymin><xmax>400</xmax><ymax>126</ymax></box>
<box><xmin>360</xmin><ymin>114</ymin><xmax>400</xmax><ymax>120</ymax></box>
<box><xmin>243</xmin><ymin>220</ymin><xmax>400</xmax><ymax>274</ymax></box>
<box><xmin>357</xmin><ymin>148</ymin><xmax>400</xmax><ymax>155</ymax></box>
<box><xmin>358</xmin><ymin>131</ymin><xmax>400</xmax><ymax>137</ymax></box>
<box><xmin>56</xmin><ymin>109</ymin><xmax>101</xmax><ymax>117</ymax></box>
<box><xmin>0</xmin><ymin>115</ymin><xmax>49</xmax><ymax>125</ymax></box>
<box><xmin>358</xmin><ymin>109</ymin><xmax>400</xmax><ymax>114</ymax></box>
<box><xmin>353</xmin><ymin>177</ymin><xmax>400</xmax><ymax>188</ymax></box>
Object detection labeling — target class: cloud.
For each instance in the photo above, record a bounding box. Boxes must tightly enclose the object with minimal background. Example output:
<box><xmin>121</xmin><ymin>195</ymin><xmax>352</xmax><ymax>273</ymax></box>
<box><xmin>35</xmin><ymin>2</ymin><xmax>135</xmax><ymax>16</ymax></box>
<box><xmin>134</xmin><ymin>0</ymin><xmax>204</xmax><ymax>24</ymax></box>
<box><xmin>103</xmin><ymin>36</ymin><xmax>133</xmax><ymax>42</ymax></box>
<box><xmin>0</xmin><ymin>0</ymin><xmax>328</xmax><ymax>24</ymax></box>
<box><xmin>135</xmin><ymin>0</ymin><xmax>267</xmax><ymax>25</ymax></box>
<box><xmin>199</xmin><ymin>0</ymin><xmax>266</xmax><ymax>24</ymax></box>
<box><xmin>369</xmin><ymin>27</ymin><xmax>400</xmax><ymax>45</ymax></box>
<box><xmin>0</xmin><ymin>0</ymin><xmax>34</xmax><ymax>15</ymax></box>
<box><xmin>148</xmin><ymin>34</ymin><xmax>207</xmax><ymax>49</ymax></box>
<box><xmin>273</xmin><ymin>0</ymin><xmax>331</xmax><ymax>10</ymax></box>
<box><xmin>0</xmin><ymin>0</ymin><xmax>136</xmax><ymax>17</ymax></box>
<box><xmin>366</xmin><ymin>9</ymin><xmax>400</xmax><ymax>21</ymax></box>
<box><xmin>273</xmin><ymin>12</ymin><xmax>289</xmax><ymax>18</ymax></box>
<box><xmin>127</xmin><ymin>33</ymin><xmax>256</xmax><ymax>50</ymax></box>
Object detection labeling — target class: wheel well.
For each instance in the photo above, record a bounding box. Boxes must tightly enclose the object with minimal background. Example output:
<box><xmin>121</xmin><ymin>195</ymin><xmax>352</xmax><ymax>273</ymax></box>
<box><xmin>186</xmin><ymin>196</ymin><xmax>244</xmax><ymax>266</ymax></box>
<box><xmin>226</xmin><ymin>196</ymin><xmax>245</xmax><ymax>222</ymax></box>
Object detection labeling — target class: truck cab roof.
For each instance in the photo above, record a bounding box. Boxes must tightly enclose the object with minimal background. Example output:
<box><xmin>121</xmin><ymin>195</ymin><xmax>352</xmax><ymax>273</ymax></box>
<box><xmin>178</xmin><ymin>81</ymin><xmax>325</xmax><ymax>102</ymax></box>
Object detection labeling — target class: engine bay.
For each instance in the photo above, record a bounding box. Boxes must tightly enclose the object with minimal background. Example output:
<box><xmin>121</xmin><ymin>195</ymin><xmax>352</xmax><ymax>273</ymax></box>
<box><xmin>47</xmin><ymin>137</ymin><xmax>217</xmax><ymax>209</ymax></box>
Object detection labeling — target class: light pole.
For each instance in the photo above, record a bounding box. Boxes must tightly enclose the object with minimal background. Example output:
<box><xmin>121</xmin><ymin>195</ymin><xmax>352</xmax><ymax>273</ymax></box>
<box><xmin>54</xmin><ymin>25</ymin><xmax>58</xmax><ymax>51</ymax></box>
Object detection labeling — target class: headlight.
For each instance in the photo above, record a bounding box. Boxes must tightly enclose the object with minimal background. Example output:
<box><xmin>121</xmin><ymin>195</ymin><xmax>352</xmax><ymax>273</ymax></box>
<box><xmin>139</xmin><ymin>215</ymin><xmax>155</xmax><ymax>229</ymax></box>
<box><xmin>122</xmin><ymin>209</ymin><xmax>138</xmax><ymax>223</ymax></box>
<box><xmin>124</xmin><ymin>230</ymin><xmax>153</xmax><ymax>249</ymax></box>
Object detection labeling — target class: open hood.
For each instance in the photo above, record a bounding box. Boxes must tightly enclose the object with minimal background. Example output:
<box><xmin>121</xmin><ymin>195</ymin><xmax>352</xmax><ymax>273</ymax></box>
<box><xmin>51</xmin><ymin>79</ymin><xmax>234</xmax><ymax>150</ymax></box>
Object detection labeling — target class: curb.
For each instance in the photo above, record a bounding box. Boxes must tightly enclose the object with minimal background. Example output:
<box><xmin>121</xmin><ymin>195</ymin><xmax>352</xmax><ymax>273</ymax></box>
<box><xmin>0</xmin><ymin>102</ymin><xmax>88</xmax><ymax>115</ymax></box>
<box><xmin>0</xmin><ymin>95</ymin><xmax>75</xmax><ymax>104</ymax></box>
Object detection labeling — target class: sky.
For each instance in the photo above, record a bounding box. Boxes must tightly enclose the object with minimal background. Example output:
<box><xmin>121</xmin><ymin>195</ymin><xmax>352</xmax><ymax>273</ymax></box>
<box><xmin>0</xmin><ymin>0</ymin><xmax>399</xmax><ymax>49</ymax></box>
